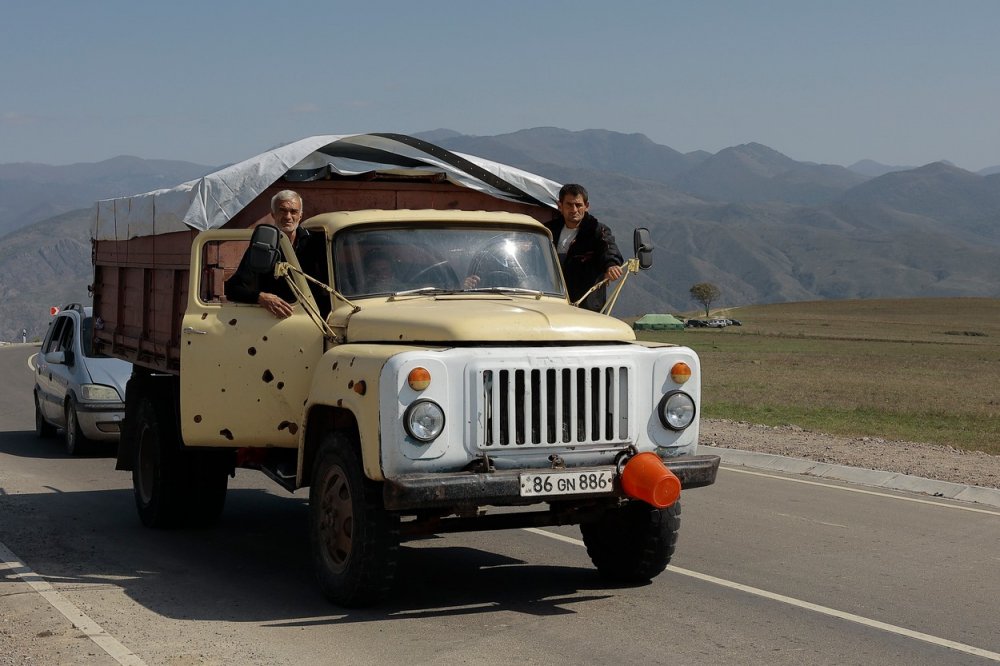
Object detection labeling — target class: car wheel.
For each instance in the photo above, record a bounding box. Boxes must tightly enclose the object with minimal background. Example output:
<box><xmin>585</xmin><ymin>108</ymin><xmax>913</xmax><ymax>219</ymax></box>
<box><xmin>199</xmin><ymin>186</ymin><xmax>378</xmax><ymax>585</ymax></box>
<box><xmin>580</xmin><ymin>500</ymin><xmax>681</xmax><ymax>582</ymax></box>
<box><xmin>64</xmin><ymin>399</ymin><xmax>89</xmax><ymax>456</ymax></box>
<box><xmin>35</xmin><ymin>394</ymin><xmax>56</xmax><ymax>438</ymax></box>
<box><xmin>310</xmin><ymin>434</ymin><xmax>400</xmax><ymax>606</ymax></box>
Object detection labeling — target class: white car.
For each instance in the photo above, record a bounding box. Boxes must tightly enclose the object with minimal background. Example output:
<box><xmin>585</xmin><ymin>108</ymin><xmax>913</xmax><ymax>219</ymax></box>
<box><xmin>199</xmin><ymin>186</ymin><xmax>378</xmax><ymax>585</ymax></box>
<box><xmin>33</xmin><ymin>304</ymin><xmax>132</xmax><ymax>455</ymax></box>
<box><xmin>706</xmin><ymin>318</ymin><xmax>729</xmax><ymax>328</ymax></box>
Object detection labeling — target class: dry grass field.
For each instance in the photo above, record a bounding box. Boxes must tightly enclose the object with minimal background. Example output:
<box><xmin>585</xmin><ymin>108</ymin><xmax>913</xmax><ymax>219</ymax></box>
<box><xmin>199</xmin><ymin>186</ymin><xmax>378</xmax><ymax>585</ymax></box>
<box><xmin>635</xmin><ymin>298</ymin><xmax>1000</xmax><ymax>455</ymax></box>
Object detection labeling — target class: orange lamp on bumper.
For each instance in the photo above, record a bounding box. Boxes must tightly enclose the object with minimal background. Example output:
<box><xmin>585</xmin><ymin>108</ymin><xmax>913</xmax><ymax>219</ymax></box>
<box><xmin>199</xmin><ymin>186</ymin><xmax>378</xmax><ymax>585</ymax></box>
<box><xmin>621</xmin><ymin>452</ymin><xmax>682</xmax><ymax>508</ymax></box>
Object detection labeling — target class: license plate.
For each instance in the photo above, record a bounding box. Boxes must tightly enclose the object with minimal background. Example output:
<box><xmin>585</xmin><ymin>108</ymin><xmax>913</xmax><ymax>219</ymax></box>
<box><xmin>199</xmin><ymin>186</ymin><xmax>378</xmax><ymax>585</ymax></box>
<box><xmin>519</xmin><ymin>469</ymin><xmax>615</xmax><ymax>498</ymax></box>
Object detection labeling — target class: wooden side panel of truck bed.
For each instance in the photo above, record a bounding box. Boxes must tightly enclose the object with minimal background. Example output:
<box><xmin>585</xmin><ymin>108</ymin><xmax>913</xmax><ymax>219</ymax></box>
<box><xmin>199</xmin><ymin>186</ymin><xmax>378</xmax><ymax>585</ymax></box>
<box><xmin>92</xmin><ymin>178</ymin><xmax>551</xmax><ymax>373</ymax></box>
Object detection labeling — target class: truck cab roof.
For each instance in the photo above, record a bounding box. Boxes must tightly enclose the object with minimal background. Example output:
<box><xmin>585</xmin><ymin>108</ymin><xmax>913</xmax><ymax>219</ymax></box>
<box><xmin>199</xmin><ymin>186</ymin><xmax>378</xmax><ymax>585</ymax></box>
<box><xmin>303</xmin><ymin>209</ymin><xmax>549</xmax><ymax>236</ymax></box>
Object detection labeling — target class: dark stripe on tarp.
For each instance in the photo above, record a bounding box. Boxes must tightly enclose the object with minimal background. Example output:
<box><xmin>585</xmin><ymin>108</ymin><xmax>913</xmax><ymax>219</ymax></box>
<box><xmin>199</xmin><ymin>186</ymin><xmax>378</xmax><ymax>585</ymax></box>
<box><xmin>314</xmin><ymin>141</ymin><xmax>429</xmax><ymax>168</ymax></box>
<box><xmin>285</xmin><ymin>140</ymin><xmax>450</xmax><ymax>181</ymax></box>
<box><xmin>369</xmin><ymin>133</ymin><xmax>549</xmax><ymax>208</ymax></box>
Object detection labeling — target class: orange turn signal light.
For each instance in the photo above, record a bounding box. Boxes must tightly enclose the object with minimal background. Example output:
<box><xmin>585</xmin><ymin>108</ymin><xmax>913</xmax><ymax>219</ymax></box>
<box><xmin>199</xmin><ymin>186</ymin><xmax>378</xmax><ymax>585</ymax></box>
<box><xmin>670</xmin><ymin>362</ymin><xmax>691</xmax><ymax>384</ymax></box>
<box><xmin>407</xmin><ymin>367</ymin><xmax>431</xmax><ymax>391</ymax></box>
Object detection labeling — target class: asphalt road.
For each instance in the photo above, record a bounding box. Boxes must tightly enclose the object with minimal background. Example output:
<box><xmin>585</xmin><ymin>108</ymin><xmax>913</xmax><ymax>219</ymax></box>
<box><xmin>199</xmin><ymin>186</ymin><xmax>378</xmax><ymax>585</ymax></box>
<box><xmin>2</xmin><ymin>344</ymin><xmax>998</xmax><ymax>665</ymax></box>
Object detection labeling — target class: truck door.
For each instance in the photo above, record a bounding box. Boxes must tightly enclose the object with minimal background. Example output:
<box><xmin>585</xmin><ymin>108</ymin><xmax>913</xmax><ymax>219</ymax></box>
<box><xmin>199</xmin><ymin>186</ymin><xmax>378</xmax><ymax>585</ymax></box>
<box><xmin>180</xmin><ymin>230</ymin><xmax>326</xmax><ymax>448</ymax></box>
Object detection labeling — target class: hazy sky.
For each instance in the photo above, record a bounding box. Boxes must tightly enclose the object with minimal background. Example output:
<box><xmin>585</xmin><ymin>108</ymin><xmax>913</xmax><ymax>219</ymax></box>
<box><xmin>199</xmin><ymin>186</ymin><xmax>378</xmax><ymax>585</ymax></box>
<box><xmin>3</xmin><ymin>1</ymin><xmax>998</xmax><ymax>170</ymax></box>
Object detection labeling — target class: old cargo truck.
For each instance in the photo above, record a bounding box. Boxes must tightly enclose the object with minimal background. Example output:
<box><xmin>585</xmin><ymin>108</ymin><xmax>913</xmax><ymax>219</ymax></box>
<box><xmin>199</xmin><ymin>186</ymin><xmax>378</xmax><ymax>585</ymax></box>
<box><xmin>91</xmin><ymin>133</ymin><xmax>719</xmax><ymax>606</ymax></box>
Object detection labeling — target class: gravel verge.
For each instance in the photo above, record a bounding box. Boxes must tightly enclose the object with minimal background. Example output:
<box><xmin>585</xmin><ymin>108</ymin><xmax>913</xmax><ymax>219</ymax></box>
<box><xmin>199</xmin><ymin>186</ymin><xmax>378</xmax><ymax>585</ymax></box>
<box><xmin>701</xmin><ymin>419</ymin><xmax>1000</xmax><ymax>491</ymax></box>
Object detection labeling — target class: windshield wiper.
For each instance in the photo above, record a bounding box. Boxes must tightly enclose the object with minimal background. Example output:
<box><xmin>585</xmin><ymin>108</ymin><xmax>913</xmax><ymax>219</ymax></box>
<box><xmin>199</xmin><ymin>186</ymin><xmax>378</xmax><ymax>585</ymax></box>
<box><xmin>465</xmin><ymin>287</ymin><xmax>544</xmax><ymax>297</ymax></box>
<box><xmin>391</xmin><ymin>286</ymin><xmax>460</xmax><ymax>297</ymax></box>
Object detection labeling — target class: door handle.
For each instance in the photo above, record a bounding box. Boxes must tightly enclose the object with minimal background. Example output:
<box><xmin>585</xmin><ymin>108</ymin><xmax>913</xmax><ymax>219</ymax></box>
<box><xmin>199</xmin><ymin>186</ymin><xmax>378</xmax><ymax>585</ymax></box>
<box><xmin>183</xmin><ymin>327</ymin><xmax>208</xmax><ymax>335</ymax></box>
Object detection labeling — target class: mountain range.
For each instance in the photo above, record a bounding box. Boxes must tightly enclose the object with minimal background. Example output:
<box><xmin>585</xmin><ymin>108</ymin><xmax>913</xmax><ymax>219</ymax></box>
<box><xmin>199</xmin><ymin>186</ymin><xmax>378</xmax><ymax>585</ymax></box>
<box><xmin>1</xmin><ymin>128</ymin><xmax>998</xmax><ymax>341</ymax></box>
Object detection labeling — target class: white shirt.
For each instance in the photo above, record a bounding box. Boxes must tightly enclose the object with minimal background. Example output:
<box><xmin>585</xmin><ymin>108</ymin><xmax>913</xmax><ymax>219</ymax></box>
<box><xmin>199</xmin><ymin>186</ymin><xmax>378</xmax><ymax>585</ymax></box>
<box><xmin>557</xmin><ymin>226</ymin><xmax>579</xmax><ymax>260</ymax></box>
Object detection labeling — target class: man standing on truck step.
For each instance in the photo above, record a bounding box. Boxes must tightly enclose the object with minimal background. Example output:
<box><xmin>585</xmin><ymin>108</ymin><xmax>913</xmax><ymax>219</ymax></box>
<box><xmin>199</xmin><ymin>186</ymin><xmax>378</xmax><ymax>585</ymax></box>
<box><xmin>544</xmin><ymin>183</ymin><xmax>624</xmax><ymax>312</ymax></box>
<box><xmin>225</xmin><ymin>189</ymin><xmax>327</xmax><ymax>318</ymax></box>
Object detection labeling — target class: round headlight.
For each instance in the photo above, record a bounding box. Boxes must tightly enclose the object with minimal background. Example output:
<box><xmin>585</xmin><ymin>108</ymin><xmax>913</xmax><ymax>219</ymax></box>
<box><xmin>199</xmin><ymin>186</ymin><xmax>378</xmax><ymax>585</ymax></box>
<box><xmin>657</xmin><ymin>391</ymin><xmax>696</xmax><ymax>431</ymax></box>
<box><xmin>404</xmin><ymin>399</ymin><xmax>445</xmax><ymax>443</ymax></box>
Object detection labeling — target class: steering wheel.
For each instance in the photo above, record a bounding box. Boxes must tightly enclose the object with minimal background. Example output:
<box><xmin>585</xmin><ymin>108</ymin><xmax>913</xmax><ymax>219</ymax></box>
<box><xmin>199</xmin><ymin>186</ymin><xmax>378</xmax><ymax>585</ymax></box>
<box><xmin>408</xmin><ymin>260</ymin><xmax>459</xmax><ymax>288</ymax></box>
<box><xmin>468</xmin><ymin>245</ymin><xmax>508</xmax><ymax>278</ymax></box>
<box><xmin>468</xmin><ymin>240</ymin><xmax>528</xmax><ymax>288</ymax></box>
<box><xmin>479</xmin><ymin>270</ymin><xmax>519</xmax><ymax>288</ymax></box>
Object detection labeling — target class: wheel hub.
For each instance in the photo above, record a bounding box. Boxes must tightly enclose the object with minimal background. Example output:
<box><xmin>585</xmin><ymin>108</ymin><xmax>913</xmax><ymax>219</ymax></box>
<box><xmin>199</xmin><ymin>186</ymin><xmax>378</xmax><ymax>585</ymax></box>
<box><xmin>320</xmin><ymin>468</ymin><xmax>353</xmax><ymax>571</ymax></box>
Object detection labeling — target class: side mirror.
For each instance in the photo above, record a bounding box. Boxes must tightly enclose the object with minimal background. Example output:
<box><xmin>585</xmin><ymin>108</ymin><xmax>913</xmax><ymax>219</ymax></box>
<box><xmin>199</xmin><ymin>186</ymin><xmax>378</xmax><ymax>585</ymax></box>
<box><xmin>248</xmin><ymin>224</ymin><xmax>282</xmax><ymax>274</ymax></box>
<box><xmin>634</xmin><ymin>228</ymin><xmax>653</xmax><ymax>270</ymax></box>
<box><xmin>44</xmin><ymin>350</ymin><xmax>67</xmax><ymax>365</ymax></box>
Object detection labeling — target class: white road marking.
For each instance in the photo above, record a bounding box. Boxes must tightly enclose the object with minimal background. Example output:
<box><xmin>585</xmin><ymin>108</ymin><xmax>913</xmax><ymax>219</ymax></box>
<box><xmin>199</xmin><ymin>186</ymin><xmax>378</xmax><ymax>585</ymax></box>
<box><xmin>773</xmin><ymin>512</ymin><xmax>849</xmax><ymax>528</ymax></box>
<box><xmin>723</xmin><ymin>466</ymin><xmax>1000</xmax><ymax>516</ymax></box>
<box><xmin>27</xmin><ymin>352</ymin><xmax>39</xmax><ymax>372</ymax></box>
<box><xmin>525</xmin><ymin>528</ymin><xmax>1000</xmax><ymax>662</ymax></box>
<box><xmin>0</xmin><ymin>541</ymin><xmax>147</xmax><ymax>666</ymax></box>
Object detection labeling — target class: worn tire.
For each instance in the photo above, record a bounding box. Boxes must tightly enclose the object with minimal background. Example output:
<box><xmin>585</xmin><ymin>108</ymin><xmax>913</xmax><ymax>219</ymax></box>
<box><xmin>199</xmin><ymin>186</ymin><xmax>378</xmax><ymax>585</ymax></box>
<box><xmin>35</xmin><ymin>394</ymin><xmax>56</xmax><ymax>438</ymax></box>
<box><xmin>132</xmin><ymin>394</ymin><xmax>230</xmax><ymax>529</ymax></box>
<box><xmin>309</xmin><ymin>434</ymin><xmax>400</xmax><ymax>607</ymax></box>
<box><xmin>580</xmin><ymin>500</ymin><xmax>681</xmax><ymax>582</ymax></box>
<box><xmin>133</xmin><ymin>396</ymin><xmax>186</xmax><ymax>527</ymax></box>
<box><xmin>64</xmin><ymin>399</ymin><xmax>89</xmax><ymax>456</ymax></box>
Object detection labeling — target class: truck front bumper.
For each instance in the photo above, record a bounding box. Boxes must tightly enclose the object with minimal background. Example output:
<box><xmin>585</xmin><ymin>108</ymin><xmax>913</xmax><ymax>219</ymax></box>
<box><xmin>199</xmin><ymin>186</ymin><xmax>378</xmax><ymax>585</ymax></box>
<box><xmin>383</xmin><ymin>453</ymin><xmax>720</xmax><ymax>511</ymax></box>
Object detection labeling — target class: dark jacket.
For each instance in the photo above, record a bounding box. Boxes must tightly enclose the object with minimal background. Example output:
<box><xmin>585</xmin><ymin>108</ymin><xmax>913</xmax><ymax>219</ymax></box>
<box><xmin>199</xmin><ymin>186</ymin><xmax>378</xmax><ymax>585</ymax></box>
<box><xmin>545</xmin><ymin>212</ymin><xmax>623</xmax><ymax>312</ymax></box>
<box><xmin>224</xmin><ymin>227</ymin><xmax>329</xmax><ymax>315</ymax></box>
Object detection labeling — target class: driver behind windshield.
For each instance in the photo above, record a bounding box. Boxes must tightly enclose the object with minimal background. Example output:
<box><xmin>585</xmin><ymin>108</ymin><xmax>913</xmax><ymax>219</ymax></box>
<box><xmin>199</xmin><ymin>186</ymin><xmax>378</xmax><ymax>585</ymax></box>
<box><xmin>364</xmin><ymin>249</ymin><xmax>402</xmax><ymax>293</ymax></box>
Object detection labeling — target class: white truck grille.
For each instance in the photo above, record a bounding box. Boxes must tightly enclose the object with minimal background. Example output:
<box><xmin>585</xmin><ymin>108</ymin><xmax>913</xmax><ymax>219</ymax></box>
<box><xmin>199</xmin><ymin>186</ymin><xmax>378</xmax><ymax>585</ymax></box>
<box><xmin>475</xmin><ymin>365</ymin><xmax>632</xmax><ymax>448</ymax></box>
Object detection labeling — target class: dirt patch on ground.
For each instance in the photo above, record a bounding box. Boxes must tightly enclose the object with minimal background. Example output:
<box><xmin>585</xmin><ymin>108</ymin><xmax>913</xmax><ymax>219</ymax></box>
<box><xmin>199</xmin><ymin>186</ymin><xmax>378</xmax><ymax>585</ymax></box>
<box><xmin>701</xmin><ymin>419</ymin><xmax>1000</xmax><ymax>490</ymax></box>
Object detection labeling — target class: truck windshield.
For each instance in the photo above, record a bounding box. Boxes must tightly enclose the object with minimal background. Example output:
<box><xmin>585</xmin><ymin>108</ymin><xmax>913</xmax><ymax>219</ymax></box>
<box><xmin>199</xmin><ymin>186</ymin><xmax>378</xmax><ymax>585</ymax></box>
<box><xmin>333</xmin><ymin>226</ymin><xmax>565</xmax><ymax>299</ymax></box>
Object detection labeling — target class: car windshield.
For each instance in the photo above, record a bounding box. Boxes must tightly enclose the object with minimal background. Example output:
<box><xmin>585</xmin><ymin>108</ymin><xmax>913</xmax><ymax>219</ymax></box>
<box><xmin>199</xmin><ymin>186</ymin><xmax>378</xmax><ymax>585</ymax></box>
<box><xmin>80</xmin><ymin>316</ymin><xmax>112</xmax><ymax>358</ymax></box>
<box><xmin>333</xmin><ymin>226</ymin><xmax>565</xmax><ymax>299</ymax></box>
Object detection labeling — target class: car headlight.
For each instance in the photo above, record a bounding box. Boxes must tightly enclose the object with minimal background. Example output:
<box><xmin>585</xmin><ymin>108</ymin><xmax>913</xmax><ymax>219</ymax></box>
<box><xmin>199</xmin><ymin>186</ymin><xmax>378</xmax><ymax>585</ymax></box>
<box><xmin>657</xmin><ymin>390</ymin><xmax>696</xmax><ymax>431</ymax></box>
<box><xmin>404</xmin><ymin>399</ymin><xmax>445</xmax><ymax>443</ymax></box>
<box><xmin>81</xmin><ymin>384</ymin><xmax>121</xmax><ymax>401</ymax></box>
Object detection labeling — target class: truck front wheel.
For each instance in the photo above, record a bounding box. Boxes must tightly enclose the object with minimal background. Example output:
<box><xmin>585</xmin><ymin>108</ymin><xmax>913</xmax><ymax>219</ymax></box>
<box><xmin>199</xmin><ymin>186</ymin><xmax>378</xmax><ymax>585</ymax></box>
<box><xmin>309</xmin><ymin>434</ymin><xmax>400</xmax><ymax>607</ymax></box>
<box><xmin>580</xmin><ymin>500</ymin><xmax>681</xmax><ymax>582</ymax></box>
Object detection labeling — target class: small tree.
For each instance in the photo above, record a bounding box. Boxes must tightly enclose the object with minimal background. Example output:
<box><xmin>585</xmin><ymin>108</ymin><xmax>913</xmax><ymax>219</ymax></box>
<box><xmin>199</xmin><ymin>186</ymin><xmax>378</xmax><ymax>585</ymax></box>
<box><xmin>689</xmin><ymin>283</ymin><xmax>721</xmax><ymax>317</ymax></box>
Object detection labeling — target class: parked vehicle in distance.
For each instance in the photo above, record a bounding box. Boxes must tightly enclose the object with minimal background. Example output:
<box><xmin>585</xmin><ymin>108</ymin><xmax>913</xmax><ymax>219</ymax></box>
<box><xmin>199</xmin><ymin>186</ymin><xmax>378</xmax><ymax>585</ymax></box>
<box><xmin>706</xmin><ymin>318</ymin><xmax>729</xmax><ymax>328</ymax></box>
<box><xmin>33</xmin><ymin>304</ymin><xmax>132</xmax><ymax>454</ymax></box>
<box><xmin>685</xmin><ymin>319</ymin><xmax>708</xmax><ymax>328</ymax></box>
<box><xmin>728</xmin><ymin>319</ymin><xmax>742</xmax><ymax>326</ymax></box>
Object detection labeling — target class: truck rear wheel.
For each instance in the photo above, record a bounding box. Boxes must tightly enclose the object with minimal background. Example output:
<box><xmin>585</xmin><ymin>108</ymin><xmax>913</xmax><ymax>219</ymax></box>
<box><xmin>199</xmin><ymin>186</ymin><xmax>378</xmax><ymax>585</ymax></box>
<box><xmin>133</xmin><ymin>397</ymin><xmax>185</xmax><ymax>527</ymax></box>
<box><xmin>580</xmin><ymin>500</ymin><xmax>681</xmax><ymax>582</ymax></box>
<box><xmin>133</xmin><ymin>396</ymin><xmax>228</xmax><ymax>528</ymax></box>
<box><xmin>309</xmin><ymin>434</ymin><xmax>400</xmax><ymax>607</ymax></box>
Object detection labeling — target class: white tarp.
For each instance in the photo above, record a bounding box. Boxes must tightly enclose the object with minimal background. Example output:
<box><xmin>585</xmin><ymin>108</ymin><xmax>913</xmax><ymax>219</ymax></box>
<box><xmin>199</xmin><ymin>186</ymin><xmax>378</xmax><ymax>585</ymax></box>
<box><xmin>92</xmin><ymin>133</ymin><xmax>561</xmax><ymax>241</ymax></box>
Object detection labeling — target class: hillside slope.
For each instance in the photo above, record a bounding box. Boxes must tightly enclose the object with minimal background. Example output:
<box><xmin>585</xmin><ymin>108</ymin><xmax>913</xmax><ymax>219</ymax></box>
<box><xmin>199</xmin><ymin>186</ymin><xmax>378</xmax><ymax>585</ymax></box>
<box><xmin>2</xmin><ymin>129</ymin><xmax>999</xmax><ymax>339</ymax></box>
